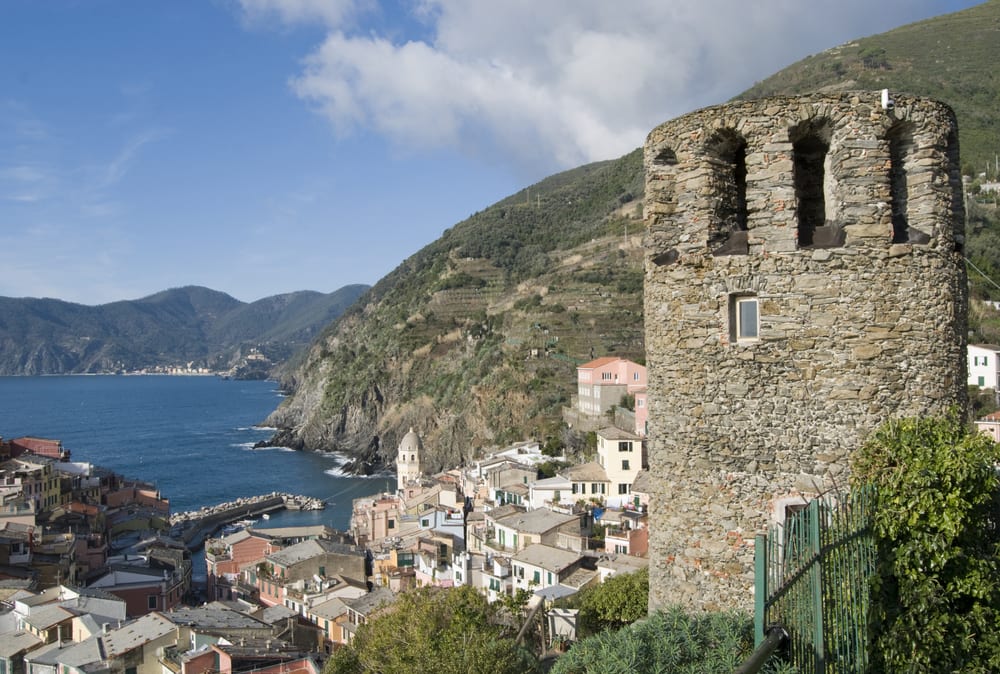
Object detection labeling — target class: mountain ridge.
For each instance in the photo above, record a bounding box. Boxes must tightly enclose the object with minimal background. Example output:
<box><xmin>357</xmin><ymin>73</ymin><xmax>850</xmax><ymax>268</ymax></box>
<box><xmin>0</xmin><ymin>284</ymin><xmax>369</xmax><ymax>377</ymax></box>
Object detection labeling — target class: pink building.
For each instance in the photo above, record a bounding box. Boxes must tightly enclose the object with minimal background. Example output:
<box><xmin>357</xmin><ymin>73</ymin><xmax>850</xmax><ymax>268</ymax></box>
<box><xmin>576</xmin><ymin>357</ymin><xmax>648</xmax><ymax>436</ymax></box>
<box><xmin>10</xmin><ymin>437</ymin><xmax>70</xmax><ymax>461</ymax></box>
<box><xmin>205</xmin><ymin>530</ymin><xmax>276</xmax><ymax>600</ymax></box>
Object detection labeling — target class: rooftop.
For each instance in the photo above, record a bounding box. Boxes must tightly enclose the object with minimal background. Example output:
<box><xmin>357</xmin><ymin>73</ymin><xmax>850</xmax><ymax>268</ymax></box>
<box><xmin>562</xmin><ymin>461</ymin><xmax>609</xmax><ymax>483</ymax></box>
<box><xmin>512</xmin><ymin>544</ymin><xmax>582</xmax><ymax>573</ymax></box>
<box><xmin>0</xmin><ymin>631</ymin><xmax>42</xmax><ymax>657</ymax></box>
<box><xmin>164</xmin><ymin>606</ymin><xmax>271</xmax><ymax>631</ymax></box>
<box><xmin>495</xmin><ymin>508</ymin><xmax>578</xmax><ymax>535</ymax></box>
<box><xmin>103</xmin><ymin>612</ymin><xmax>175</xmax><ymax>655</ymax></box>
<box><xmin>343</xmin><ymin>587</ymin><xmax>396</xmax><ymax>616</ymax></box>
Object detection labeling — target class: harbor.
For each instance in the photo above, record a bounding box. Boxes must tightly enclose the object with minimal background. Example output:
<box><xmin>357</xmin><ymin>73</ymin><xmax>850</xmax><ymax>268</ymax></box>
<box><xmin>169</xmin><ymin>492</ymin><xmax>326</xmax><ymax>548</ymax></box>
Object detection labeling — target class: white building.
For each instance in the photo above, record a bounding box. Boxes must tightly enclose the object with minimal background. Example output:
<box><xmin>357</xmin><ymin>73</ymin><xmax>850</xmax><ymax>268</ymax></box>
<box><xmin>969</xmin><ymin>344</ymin><xmax>1000</xmax><ymax>389</ymax></box>
<box><xmin>596</xmin><ymin>427</ymin><xmax>645</xmax><ymax>508</ymax></box>
<box><xmin>510</xmin><ymin>544</ymin><xmax>584</xmax><ymax>594</ymax></box>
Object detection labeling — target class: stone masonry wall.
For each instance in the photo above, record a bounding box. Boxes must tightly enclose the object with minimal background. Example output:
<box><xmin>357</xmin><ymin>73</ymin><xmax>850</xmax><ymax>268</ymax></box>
<box><xmin>642</xmin><ymin>92</ymin><xmax>967</xmax><ymax>612</ymax></box>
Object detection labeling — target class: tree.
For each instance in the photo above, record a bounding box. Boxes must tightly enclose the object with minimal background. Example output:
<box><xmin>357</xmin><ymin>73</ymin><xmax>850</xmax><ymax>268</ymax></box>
<box><xmin>850</xmin><ymin>414</ymin><xmax>1000</xmax><ymax>672</ymax></box>
<box><xmin>325</xmin><ymin>585</ymin><xmax>538</xmax><ymax>674</ymax></box>
<box><xmin>578</xmin><ymin>567</ymin><xmax>649</xmax><ymax>634</ymax></box>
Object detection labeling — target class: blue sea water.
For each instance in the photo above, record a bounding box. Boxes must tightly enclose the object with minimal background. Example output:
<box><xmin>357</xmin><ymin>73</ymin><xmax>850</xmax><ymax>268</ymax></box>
<box><xmin>0</xmin><ymin>375</ymin><xmax>396</xmax><ymax>532</ymax></box>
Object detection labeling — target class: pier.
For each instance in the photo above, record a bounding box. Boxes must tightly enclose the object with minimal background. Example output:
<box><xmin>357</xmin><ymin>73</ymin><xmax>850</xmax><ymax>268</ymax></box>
<box><xmin>169</xmin><ymin>492</ymin><xmax>325</xmax><ymax>548</ymax></box>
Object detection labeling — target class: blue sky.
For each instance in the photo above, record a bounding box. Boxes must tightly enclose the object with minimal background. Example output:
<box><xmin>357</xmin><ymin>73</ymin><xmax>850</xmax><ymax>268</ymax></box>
<box><xmin>0</xmin><ymin>0</ymin><xmax>982</xmax><ymax>305</ymax></box>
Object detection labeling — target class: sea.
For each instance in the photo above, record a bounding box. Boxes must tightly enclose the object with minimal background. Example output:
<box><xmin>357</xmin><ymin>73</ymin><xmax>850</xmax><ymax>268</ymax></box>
<box><xmin>0</xmin><ymin>375</ymin><xmax>396</xmax><ymax>577</ymax></box>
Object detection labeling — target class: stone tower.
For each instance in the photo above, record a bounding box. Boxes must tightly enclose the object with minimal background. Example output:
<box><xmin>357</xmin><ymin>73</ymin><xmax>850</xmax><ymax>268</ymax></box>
<box><xmin>642</xmin><ymin>92</ymin><xmax>967</xmax><ymax>612</ymax></box>
<box><xmin>396</xmin><ymin>427</ymin><xmax>423</xmax><ymax>488</ymax></box>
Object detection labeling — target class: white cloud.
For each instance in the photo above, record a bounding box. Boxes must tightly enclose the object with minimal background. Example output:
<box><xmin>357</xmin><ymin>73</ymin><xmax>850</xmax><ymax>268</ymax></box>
<box><xmin>236</xmin><ymin>0</ymin><xmax>368</xmax><ymax>27</ymax></box>
<box><xmin>261</xmin><ymin>1</ymin><xmax>968</xmax><ymax>173</ymax></box>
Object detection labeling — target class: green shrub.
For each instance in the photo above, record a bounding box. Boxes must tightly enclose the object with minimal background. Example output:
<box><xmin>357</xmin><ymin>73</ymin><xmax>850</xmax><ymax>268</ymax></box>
<box><xmin>326</xmin><ymin>586</ymin><xmax>538</xmax><ymax>674</ymax></box>
<box><xmin>549</xmin><ymin>606</ymin><xmax>793</xmax><ymax>674</ymax></box>
<box><xmin>851</xmin><ymin>414</ymin><xmax>1000</xmax><ymax>673</ymax></box>
<box><xmin>577</xmin><ymin>567</ymin><xmax>648</xmax><ymax>634</ymax></box>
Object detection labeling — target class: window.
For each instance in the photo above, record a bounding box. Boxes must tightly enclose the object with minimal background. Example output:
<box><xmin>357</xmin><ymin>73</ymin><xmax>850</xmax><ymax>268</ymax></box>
<box><xmin>147</xmin><ymin>595</ymin><xmax>158</xmax><ymax>610</ymax></box>
<box><xmin>533</xmin><ymin>570</ymin><xmax>541</xmax><ymax>584</ymax></box>
<box><xmin>979</xmin><ymin>376</ymin><xmax>986</xmax><ymax>387</ymax></box>
<box><xmin>547</xmin><ymin>572</ymin><xmax>553</xmax><ymax>584</ymax></box>
<box><xmin>633</xmin><ymin>371</ymin><xmax>640</xmax><ymax>381</ymax></box>
<box><xmin>618</xmin><ymin>441</ymin><xmax>632</xmax><ymax>452</ymax></box>
<box><xmin>421</xmin><ymin>518</ymin><xmax>430</xmax><ymax>527</ymax></box>
<box><xmin>730</xmin><ymin>295</ymin><xmax>759</xmax><ymax>342</ymax></box>
<box><xmin>388</xmin><ymin>519</ymin><xmax>395</xmax><ymax>529</ymax></box>
<box><xmin>637</xmin><ymin>398</ymin><xmax>645</xmax><ymax>408</ymax></box>
<box><xmin>591</xmin><ymin>482</ymin><xmax>599</xmax><ymax>494</ymax></box>
<box><xmin>986</xmin><ymin>357</ymin><xmax>990</xmax><ymax>366</ymax></box>
<box><xmin>602</xmin><ymin>372</ymin><xmax>612</xmax><ymax>380</ymax></box>
<box><xmin>572</xmin><ymin>483</ymin><xmax>579</xmax><ymax>495</ymax></box>
<box><xmin>974</xmin><ymin>356</ymin><xmax>980</xmax><ymax>366</ymax></box>
<box><xmin>619</xmin><ymin>483</ymin><xmax>629</xmax><ymax>495</ymax></box>
<box><xmin>615</xmin><ymin>544</ymin><xmax>628</xmax><ymax>554</ymax></box>
<box><xmin>622</xmin><ymin>460</ymin><xmax>630</xmax><ymax>471</ymax></box>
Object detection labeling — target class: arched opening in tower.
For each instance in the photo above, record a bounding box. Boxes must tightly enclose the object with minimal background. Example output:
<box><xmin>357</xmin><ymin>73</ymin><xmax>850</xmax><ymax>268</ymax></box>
<box><xmin>706</xmin><ymin>129</ymin><xmax>748</xmax><ymax>255</ymax></box>
<box><xmin>791</xmin><ymin>120</ymin><xmax>832</xmax><ymax>248</ymax></box>
<box><xmin>888</xmin><ymin>122</ymin><xmax>915</xmax><ymax>243</ymax></box>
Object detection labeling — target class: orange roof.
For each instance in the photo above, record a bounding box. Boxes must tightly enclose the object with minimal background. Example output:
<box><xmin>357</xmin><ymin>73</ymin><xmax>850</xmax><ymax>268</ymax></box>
<box><xmin>578</xmin><ymin>356</ymin><xmax>622</xmax><ymax>369</ymax></box>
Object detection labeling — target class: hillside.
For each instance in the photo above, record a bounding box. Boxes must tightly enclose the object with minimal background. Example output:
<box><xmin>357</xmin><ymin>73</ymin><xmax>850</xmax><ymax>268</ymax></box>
<box><xmin>0</xmin><ymin>284</ymin><xmax>369</xmax><ymax>376</ymax></box>
<box><xmin>737</xmin><ymin>0</ymin><xmax>1000</xmax><ymax>174</ymax></box>
<box><xmin>266</xmin><ymin>152</ymin><xmax>646</xmax><ymax>472</ymax></box>
<box><xmin>267</xmin><ymin>1</ymin><xmax>1000</xmax><ymax>471</ymax></box>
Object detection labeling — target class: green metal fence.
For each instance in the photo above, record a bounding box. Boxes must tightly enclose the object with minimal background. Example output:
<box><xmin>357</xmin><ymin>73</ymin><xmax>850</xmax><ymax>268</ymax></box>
<box><xmin>754</xmin><ymin>488</ymin><xmax>876</xmax><ymax>673</ymax></box>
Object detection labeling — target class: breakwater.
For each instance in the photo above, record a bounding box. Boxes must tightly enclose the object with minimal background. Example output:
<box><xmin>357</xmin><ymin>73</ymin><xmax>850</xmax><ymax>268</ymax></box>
<box><xmin>169</xmin><ymin>492</ymin><xmax>326</xmax><ymax>547</ymax></box>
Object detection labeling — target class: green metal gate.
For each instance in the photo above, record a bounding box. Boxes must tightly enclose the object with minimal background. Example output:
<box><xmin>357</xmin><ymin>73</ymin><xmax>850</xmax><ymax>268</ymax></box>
<box><xmin>754</xmin><ymin>488</ymin><xmax>875</xmax><ymax>673</ymax></box>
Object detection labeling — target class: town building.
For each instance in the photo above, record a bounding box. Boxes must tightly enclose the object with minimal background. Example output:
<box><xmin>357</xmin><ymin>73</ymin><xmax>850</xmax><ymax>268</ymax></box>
<box><xmin>575</xmin><ymin>357</ymin><xmax>647</xmax><ymax>417</ymax></box>
<box><xmin>968</xmin><ymin>344</ymin><xmax>1000</xmax><ymax>389</ymax></box>
<box><xmin>595</xmin><ymin>427</ymin><xmax>644</xmax><ymax>508</ymax></box>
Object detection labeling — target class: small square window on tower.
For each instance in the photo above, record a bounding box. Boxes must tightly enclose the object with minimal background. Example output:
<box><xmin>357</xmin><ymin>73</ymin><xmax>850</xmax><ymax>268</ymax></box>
<box><xmin>730</xmin><ymin>294</ymin><xmax>759</xmax><ymax>342</ymax></box>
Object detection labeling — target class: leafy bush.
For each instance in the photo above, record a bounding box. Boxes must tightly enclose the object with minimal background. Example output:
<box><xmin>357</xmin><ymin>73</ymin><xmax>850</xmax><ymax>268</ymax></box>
<box><xmin>326</xmin><ymin>586</ymin><xmax>538</xmax><ymax>674</ymax></box>
<box><xmin>577</xmin><ymin>567</ymin><xmax>648</xmax><ymax>634</ymax></box>
<box><xmin>550</xmin><ymin>606</ymin><xmax>793</xmax><ymax>674</ymax></box>
<box><xmin>851</xmin><ymin>414</ymin><xmax>1000</xmax><ymax>673</ymax></box>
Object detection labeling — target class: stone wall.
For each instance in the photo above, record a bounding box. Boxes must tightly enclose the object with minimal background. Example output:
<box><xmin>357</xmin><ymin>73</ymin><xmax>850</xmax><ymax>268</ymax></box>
<box><xmin>642</xmin><ymin>92</ymin><xmax>968</xmax><ymax>612</ymax></box>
